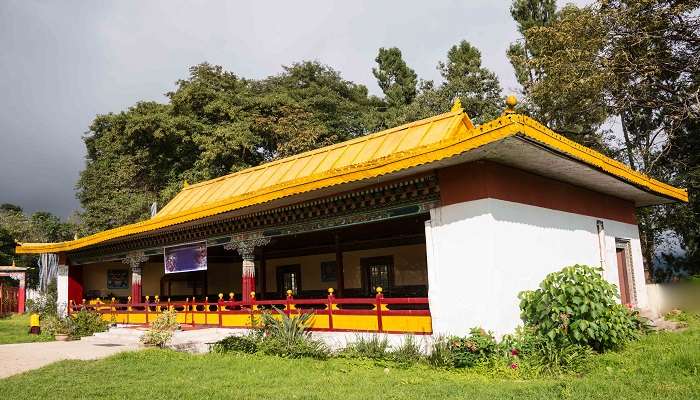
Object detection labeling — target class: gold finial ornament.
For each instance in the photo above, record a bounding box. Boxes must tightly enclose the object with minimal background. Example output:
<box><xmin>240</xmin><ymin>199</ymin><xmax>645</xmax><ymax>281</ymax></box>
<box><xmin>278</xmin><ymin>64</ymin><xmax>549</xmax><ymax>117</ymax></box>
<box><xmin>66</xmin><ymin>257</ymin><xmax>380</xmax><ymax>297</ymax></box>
<box><xmin>376</xmin><ymin>287</ymin><xmax>383</xmax><ymax>294</ymax></box>
<box><xmin>504</xmin><ymin>95</ymin><xmax>517</xmax><ymax>114</ymax></box>
<box><xmin>451</xmin><ymin>97</ymin><xmax>463</xmax><ymax>112</ymax></box>
<box><xmin>218</xmin><ymin>293</ymin><xmax>224</xmax><ymax>300</ymax></box>
<box><xmin>328</xmin><ymin>288</ymin><xmax>334</xmax><ymax>294</ymax></box>
<box><xmin>286</xmin><ymin>289</ymin><xmax>293</xmax><ymax>297</ymax></box>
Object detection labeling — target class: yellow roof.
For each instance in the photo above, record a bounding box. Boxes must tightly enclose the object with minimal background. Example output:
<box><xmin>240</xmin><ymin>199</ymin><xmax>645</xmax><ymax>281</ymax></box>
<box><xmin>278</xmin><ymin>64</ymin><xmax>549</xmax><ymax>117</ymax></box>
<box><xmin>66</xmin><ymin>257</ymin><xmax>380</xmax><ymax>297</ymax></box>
<box><xmin>15</xmin><ymin>108</ymin><xmax>688</xmax><ymax>254</ymax></box>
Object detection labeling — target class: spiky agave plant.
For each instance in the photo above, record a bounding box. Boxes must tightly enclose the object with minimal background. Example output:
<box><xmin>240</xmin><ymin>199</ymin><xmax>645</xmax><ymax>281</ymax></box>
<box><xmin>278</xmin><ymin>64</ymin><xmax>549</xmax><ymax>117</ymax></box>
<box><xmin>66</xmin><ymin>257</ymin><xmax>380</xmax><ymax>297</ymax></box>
<box><xmin>261</xmin><ymin>309</ymin><xmax>314</xmax><ymax>344</ymax></box>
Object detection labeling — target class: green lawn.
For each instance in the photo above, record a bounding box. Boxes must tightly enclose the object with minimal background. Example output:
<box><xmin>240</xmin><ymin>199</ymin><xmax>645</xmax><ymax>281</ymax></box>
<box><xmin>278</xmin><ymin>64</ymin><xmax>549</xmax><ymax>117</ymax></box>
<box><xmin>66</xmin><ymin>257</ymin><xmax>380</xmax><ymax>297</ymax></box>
<box><xmin>0</xmin><ymin>322</ymin><xmax>698</xmax><ymax>400</ymax></box>
<box><xmin>0</xmin><ymin>314</ymin><xmax>50</xmax><ymax>345</ymax></box>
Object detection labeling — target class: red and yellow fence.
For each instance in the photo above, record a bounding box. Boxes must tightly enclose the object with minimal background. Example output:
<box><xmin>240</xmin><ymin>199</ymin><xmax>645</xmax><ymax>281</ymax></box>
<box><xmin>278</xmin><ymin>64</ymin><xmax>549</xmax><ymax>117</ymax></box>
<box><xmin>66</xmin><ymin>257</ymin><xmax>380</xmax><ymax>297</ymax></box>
<box><xmin>70</xmin><ymin>289</ymin><xmax>432</xmax><ymax>334</ymax></box>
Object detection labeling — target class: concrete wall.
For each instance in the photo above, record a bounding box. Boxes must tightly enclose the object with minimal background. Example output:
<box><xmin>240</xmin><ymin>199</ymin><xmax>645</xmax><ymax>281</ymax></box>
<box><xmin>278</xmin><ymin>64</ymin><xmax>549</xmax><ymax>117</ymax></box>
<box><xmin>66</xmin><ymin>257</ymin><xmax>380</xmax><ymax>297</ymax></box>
<box><xmin>646</xmin><ymin>281</ymin><xmax>700</xmax><ymax>316</ymax></box>
<box><xmin>425</xmin><ymin>198</ymin><xmax>647</xmax><ymax>336</ymax></box>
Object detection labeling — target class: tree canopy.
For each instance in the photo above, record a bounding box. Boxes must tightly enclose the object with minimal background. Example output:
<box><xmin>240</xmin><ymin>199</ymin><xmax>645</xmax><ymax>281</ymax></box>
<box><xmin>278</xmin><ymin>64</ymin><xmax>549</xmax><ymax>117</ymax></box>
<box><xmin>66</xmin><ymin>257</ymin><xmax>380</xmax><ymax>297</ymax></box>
<box><xmin>508</xmin><ymin>0</ymin><xmax>700</xmax><ymax>278</ymax></box>
<box><xmin>77</xmin><ymin>45</ymin><xmax>503</xmax><ymax>234</ymax></box>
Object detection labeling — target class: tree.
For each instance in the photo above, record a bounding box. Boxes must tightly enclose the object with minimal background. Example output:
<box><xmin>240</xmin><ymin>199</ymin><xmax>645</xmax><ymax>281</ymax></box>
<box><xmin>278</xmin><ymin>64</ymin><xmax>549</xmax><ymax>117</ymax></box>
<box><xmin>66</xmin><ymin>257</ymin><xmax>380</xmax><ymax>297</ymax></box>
<box><xmin>0</xmin><ymin>208</ymin><xmax>75</xmax><ymax>288</ymax></box>
<box><xmin>372</xmin><ymin>47</ymin><xmax>418</xmax><ymax>108</ymax></box>
<box><xmin>77</xmin><ymin>62</ymin><xmax>382</xmax><ymax>233</ymax></box>
<box><xmin>509</xmin><ymin>0</ymin><xmax>700</xmax><ymax>277</ymax></box>
<box><xmin>507</xmin><ymin>1</ymin><xmax>610</xmax><ymax>150</ymax></box>
<box><xmin>385</xmin><ymin>41</ymin><xmax>502</xmax><ymax>127</ymax></box>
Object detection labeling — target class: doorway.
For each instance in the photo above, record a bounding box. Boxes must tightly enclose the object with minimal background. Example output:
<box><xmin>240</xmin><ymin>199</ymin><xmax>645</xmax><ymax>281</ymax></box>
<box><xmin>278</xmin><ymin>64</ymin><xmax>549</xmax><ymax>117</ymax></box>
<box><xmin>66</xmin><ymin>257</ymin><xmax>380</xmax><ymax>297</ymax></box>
<box><xmin>615</xmin><ymin>242</ymin><xmax>633</xmax><ymax>305</ymax></box>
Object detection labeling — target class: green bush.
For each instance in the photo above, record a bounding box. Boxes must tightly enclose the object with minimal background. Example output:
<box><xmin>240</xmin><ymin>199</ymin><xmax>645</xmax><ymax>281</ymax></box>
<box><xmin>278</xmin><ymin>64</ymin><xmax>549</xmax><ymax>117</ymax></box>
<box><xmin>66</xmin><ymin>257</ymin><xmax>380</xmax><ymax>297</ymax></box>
<box><xmin>343</xmin><ymin>335</ymin><xmax>390</xmax><ymax>360</ymax></box>
<box><xmin>448</xmin><ymin>328</ymin><xmax>498</xmax><ymax>368</ymax></box>
<box><xmin>140</xmin><ymin>310</ymin><xmax>179</xmax><ymax>347</ymax></box>
<box><xmin>212</xmin><ymin>333</ymin><xmax>261</xmax><ymax>354</ymax></box>
<box><xmin>70</xmin><ymin>308</ymin><xmax>109</xmax><ymax>338</ymax></box>
<box><xmin>40</xmin><ymin>315</ymin><xmax>72</xmax><ymax>337</ymax></box>
<box><xmin>519</xmin><ymin>264</ymin><xmax>644</xmax><ymax>352</ymax></box>
<box><xmin>258</xmin><ymin>335</ymin><xmax>330</xmax><ymax>359</ymax></box>
<box><xmin>501</xmin><ymin>326</ymin><xmax>593</xmax><ymax>376</ymax></box>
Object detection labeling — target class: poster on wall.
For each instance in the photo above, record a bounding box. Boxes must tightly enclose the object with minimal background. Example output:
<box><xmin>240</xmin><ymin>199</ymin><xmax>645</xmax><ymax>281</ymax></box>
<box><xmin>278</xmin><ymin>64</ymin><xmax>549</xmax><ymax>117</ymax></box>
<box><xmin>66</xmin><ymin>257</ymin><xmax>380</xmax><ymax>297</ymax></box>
<box><xmin>107</xmin><ymin>269</ymin><xmax>129</xmax><ymax>289</ymax></box>
<box><xmin>164</xmin><ymin>242</ymin><xmax>207</xmax><ymax>274</ymax></box>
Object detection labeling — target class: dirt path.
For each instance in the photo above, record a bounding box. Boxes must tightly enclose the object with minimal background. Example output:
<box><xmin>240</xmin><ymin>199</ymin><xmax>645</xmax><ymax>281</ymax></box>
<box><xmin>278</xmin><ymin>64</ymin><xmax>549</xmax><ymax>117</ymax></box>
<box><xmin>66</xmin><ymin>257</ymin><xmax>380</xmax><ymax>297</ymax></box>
<box><xmin>0</xmin><ymin>340</ymin><xmax>139</xmax><ymax>379</ymax></box>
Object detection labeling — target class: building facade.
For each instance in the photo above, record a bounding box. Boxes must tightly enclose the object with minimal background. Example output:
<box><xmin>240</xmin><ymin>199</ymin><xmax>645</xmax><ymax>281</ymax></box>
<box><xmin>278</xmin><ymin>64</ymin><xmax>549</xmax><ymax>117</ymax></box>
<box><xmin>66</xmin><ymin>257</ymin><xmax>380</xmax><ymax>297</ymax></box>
<box><xmin>16</xmin><ymin>99</ymin><xmax>687</xmax><ymax>336</ymax></box>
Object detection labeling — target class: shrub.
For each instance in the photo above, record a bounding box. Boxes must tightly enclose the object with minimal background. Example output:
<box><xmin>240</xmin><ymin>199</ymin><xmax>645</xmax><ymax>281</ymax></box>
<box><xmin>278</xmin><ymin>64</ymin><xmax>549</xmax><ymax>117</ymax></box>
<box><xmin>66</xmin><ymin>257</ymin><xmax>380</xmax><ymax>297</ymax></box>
<box><xmin>448</xmin><ymin>328</ymin><xmax>498</xmax><ymax>368</ymax></box>
<box><xmin>26</xmin><ymin>279</ymin><xmax>58</xmax><ymax>318</ymax></box>
<box><xmin>258</xmin><ymin>335</ymin><xmax>330</xmax><ymax>359</ymax></box>
<box><xmin>389</xmin><ymin>335</ymin><xmax>423</xmax><ymax>365</ymax></box>
<box><xmin>426</xmin><ymin>336</ymin><xmax>455</xmax><ymax>368</ymax></box>
<box><xmin>40</xmin><ymin>315</ymin><xmax>72</xmax><ymax>337</ymax></box>
<box><xmin>70</xmin><ymin>308</ymin><xmax>108</xmax><ymax>338</ymax></box>
<box><xmin>259</xmin><ymin>310</ymin><xmax>330</xmax><ymax>359</ymax></box>
<box><xmin>343</xmin><ymin>335</ymin><xmax>391</xmax><ymax>360</ymax></box>
<box><xmin>212</xmin><ymin>333</ymin><xmax>261</xmax><ymax>354</ymax></box>
<box><xmin>519</xmin><ymin>264</ymin><xmax>644</xmax><ymax>351</ymax></box>
<box><xmin>141</xmin><ymin>310</ymin><xmax>179</xmax><ymax>347</ymax></box>
<box><xmin>502</xmin><ymin>326</ymin><xmax>593</xmax><ymax>376</ymax></box>
<box><xmin>149</xmin><ymin>309</ymin><xmax>179</xmax><ymax>332</ymax></box>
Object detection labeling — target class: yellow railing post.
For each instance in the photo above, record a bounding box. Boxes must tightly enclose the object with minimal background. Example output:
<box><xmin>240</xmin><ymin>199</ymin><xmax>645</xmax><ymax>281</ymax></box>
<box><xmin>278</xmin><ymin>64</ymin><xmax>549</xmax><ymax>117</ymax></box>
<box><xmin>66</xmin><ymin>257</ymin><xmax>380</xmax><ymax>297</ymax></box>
<box><xmin>218</xmin><ymin>293</ymin><xmax>224</xmax><ymax>327</ymax></box>
<box><xmin>375</xmin><ymin>287</ymin><xmax>384</xmax><ymax>333</ymax></box>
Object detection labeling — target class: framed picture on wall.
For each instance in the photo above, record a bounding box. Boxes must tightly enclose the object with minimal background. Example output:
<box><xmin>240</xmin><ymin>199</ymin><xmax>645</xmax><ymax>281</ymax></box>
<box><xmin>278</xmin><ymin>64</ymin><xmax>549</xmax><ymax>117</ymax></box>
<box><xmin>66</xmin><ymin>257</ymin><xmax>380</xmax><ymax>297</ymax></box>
<box><xmin>320</xmin><ymin>261</ymin><xmax>337</xmax><ymax>282</ymax></box>
<box><xmin>107</xmin><ymin>269</ymin><xmax>129</xmax><ymax>289</ymax></box>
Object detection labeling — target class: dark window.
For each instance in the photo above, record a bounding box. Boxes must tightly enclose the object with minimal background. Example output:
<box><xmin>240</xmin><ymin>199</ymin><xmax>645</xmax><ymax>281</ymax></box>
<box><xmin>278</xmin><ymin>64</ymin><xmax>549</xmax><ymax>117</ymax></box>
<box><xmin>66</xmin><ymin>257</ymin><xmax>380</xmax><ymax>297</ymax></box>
<box><xmin>361</xmin><ymin>256</ymin><xmax>394</xmax><ymax>295</ymax></box>
<box><xmin>320</xmin><ymin>261</ymin><xmax>337</xmax><ymax>282</ymax></box>
<box><xmin>276</xmin><ymin>265</ymin><xmax>301</xmax><ymax>296</ymax></box>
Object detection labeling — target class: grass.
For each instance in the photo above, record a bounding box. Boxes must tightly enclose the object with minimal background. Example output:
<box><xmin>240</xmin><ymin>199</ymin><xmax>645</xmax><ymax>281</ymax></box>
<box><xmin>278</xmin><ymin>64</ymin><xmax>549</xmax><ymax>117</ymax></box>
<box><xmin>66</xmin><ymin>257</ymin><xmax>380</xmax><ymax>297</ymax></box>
<box><xmin>0</xmin><ymin>320</ymin><xmax>698</xmax><ymax>399</ymax></box>
<box><xmin>0</xmin><ymin>314</ymin><xmax>50</xmax><ymax>345</ymax></box>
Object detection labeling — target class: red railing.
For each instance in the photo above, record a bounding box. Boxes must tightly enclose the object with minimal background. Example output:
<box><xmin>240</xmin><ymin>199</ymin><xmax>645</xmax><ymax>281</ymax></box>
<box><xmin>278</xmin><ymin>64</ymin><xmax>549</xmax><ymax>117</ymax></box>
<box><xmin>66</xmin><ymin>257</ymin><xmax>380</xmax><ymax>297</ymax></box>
<box><xmin>69</xmin><ymin>288</ymin><xmax>432</xmax><ymax>334</ymax></box>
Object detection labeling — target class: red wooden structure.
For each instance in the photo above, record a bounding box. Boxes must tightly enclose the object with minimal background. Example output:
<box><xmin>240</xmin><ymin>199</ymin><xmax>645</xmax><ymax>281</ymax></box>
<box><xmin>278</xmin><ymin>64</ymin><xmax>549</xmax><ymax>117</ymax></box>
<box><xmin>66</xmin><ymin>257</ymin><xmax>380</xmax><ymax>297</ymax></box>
<box><xmin>0</xmin><ymin>262</ymin><xmax>26</xmax><ymax>314</ymax></box>
<box><xmin>69</xmin><ymin>289</ymin><xmax>432</xmax><ymax>334</ymax></box>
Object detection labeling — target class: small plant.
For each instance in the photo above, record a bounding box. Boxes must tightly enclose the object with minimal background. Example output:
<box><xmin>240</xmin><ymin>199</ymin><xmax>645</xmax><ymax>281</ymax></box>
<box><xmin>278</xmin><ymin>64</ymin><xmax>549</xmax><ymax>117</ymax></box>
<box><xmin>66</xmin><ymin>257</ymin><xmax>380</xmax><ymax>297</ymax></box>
<box><xmin>212</xmin><ymin>333</ymin><xmax>261</xmax><ymax>354</ymax></box>
<box><xmin>69</xmin><ymin>308</ymin><xmax>108</xmax><ymax>338</ymax></box>
<box><xmin>389</xmin><ymin>335</ymin><xmax>423</xmax><ymax>365</ymax></box>
<box><xmin>519</xmin><ymin>264</ymin><xmax>644</xmax><ymax>352</ymax></box>
<box><xmin>343</xmin><ymin>335</ymin><xmax>391</xmax><ymax>360</ymax></box>
<box><xmin>448</xmin><ymin>327</ymin><xmax>498</xmax><ymax>368</ymax></box>
<box><xmin>26</xmin><ymin>279</ymin><xmax>58</xmax><ymax>319</ymax></box>
<box><xmin>141</xmin><ymin>310</ymin><xmax>179</xmax><ymax>347</ymax></box>
<box><xmin>501</xmin><ymin>326</ymin><xmax>593</xmax><ymax>376</ymax></box>
<box><xmin>40</xmin><ymin>315</ymin><xmax>73</xmax><ymax>338</ymax></box>
<box><xmin>426</xmin><ymin>336</ymin><xmax>455</xmax><ymax>368</ymax></box>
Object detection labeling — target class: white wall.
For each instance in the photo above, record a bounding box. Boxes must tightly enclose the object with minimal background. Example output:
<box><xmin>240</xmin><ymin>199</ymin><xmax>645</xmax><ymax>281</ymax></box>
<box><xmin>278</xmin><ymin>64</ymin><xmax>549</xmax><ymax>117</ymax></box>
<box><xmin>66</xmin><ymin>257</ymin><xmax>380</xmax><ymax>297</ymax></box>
<box><xmin>646</xmin><ymin>282</ymin><xmax>700</xmax><ymax>316</ymax></box>
<box><xmin>425</xmin><ymin>198</ymin><xmax>647</xmax><ymax>336</ymax></box>
<box><xmin>56</xmin><ymin>264</ymin><xmax>68</xmax><ymax>316</ymax></box>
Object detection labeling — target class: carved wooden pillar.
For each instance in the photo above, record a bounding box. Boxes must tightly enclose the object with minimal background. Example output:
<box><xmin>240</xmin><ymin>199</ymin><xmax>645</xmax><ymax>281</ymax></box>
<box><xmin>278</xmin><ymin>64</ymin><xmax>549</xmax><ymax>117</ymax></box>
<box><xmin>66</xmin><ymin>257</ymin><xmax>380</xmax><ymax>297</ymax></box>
<box><xmin>224</xmin><ymin>234</ymin><xmax>270</xmax><ymax>304</ymax></box>
<box><xmin>335</xmin><ymin>233</ymin><xmax>345</xmax><ymax>297</ymax></box>
<box><xmin>123</xmin><ymin>251</ymin><xmax>148</xmax><ymax>303</ymax></box>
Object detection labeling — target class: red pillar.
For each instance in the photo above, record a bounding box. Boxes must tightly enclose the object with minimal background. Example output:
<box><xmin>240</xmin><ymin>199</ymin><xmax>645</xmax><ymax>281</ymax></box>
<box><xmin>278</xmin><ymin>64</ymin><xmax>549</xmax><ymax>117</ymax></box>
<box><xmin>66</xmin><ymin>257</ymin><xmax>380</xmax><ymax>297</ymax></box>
<box><xmin>68</xmin><ymin>265</ymin><xmax>83</xmax><ymax>306</ymax></box>
<box><xmin>17</xmin><ymin>273</ymin><xmax>26</xmax><ymax>314</ymax></box>
<box><xmin>242</xmin><ymin>257</ymin><xmax>255</xmax><ymax>304</ymax></box>
<box><xmin>131</xmin><ymin>266</ymin><xmax>142</xmax><ymax>303</ymax></box>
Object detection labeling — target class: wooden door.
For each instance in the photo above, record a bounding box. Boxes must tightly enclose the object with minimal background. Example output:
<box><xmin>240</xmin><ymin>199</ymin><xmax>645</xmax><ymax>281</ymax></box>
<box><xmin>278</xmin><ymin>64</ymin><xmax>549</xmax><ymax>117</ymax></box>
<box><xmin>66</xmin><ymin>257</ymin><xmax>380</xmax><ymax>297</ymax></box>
<box><xmin>616</xmin><ymin>247</ymin><xmax>631</xmax><ymax>305</ymax></box>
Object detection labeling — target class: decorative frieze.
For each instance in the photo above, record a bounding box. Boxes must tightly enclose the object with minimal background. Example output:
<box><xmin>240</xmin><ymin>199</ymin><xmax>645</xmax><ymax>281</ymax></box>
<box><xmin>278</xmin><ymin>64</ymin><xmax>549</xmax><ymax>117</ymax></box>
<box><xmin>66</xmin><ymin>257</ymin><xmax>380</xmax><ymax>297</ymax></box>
<box><xmin>69</xmin><ymin>174</ymin><xmax>440</xmax><ymax>262</ymax></box>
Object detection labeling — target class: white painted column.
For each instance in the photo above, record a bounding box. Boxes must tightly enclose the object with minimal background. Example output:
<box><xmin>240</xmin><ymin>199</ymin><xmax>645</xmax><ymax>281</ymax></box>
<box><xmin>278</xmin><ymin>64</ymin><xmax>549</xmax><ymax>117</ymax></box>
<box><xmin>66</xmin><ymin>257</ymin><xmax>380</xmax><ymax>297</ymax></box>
<box><xmin>56</xmin><ymin>264</ymin><xmax>69</xmax><ymax>316</ymax></box>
